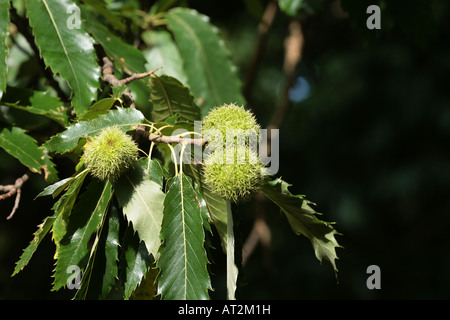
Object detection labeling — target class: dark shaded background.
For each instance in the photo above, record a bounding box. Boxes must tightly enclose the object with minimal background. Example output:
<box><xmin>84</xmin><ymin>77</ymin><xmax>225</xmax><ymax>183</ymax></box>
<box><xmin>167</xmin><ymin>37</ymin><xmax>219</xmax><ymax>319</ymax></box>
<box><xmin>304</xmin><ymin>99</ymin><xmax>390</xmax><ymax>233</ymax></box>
<box><xmin>1</xmin><ymin>0</ymin><xmax>450</xmax><ymax>299</ymax></box>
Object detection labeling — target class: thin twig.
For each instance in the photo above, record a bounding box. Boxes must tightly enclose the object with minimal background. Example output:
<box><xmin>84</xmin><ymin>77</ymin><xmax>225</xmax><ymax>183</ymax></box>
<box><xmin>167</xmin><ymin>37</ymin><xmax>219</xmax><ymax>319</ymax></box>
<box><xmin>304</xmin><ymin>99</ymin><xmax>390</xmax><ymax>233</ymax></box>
<box><xmin>0</xmin><ymin>174</ymin><xmax>29</xmax><ymax>220</ymax></box>
<box><xmin>268</xmin><ymin>20</ymin><xmax>304</xmax><ymax>131</ymax></box>
<box><xmin>243</xmin><ymin>1</ymin><xmax>278</xmax><ymax>105</ymax></box>
<box><xmin>242</xmin><ymin>192</ymin><xmax>272</xmax><ymax>267</ymax></box>
<box><xmin>242</xmin><ymin>19</ymin><xmax>305</xmax><ymax>267</ymax></box>
<box><xmin>135</xmin><ymin>127</ymin><xmax>206</xmax><ymax>147</ymax></box>
<box><xmin>119</xmin><ymin>67</ymin><xmax>163</xmax><ymax>85</ymax></box>
<box><xmin>102</xmin><ymin>57</ymin><xmax>137</xmax><ymax>108</ymax></box>
<box><xmin>101</xmin><ymin>58</ymin><xmax>207</xmax><ymax>147</ymax></box>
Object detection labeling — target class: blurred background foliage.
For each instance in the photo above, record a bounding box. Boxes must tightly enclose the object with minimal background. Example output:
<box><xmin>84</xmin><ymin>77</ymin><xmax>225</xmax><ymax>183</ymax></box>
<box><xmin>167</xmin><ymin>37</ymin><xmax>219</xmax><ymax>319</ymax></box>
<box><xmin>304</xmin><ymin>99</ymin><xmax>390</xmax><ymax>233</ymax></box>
<box><xmin>2</xmin><ymin>0</ymin><xmax>450</xmax><ymax>299</ymax></box>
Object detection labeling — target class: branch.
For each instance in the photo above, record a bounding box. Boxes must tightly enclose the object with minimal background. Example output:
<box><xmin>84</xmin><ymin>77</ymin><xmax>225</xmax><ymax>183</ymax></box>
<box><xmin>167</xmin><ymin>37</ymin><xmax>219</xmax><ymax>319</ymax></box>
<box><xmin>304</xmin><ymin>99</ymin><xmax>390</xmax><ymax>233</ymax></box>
<box><xmin>101</xmin><ymin>57</ymin><xmax>206</xmax><ymax>147</ymax></box>
<box><xmin>135</xmin><ymin>127</ymin><xmax>206</xmax><ymax>147</ymax></box>
<box><xmin>102</xmin><ymin>57</ymin><xmax>136</xmax><ymax>108</ymax></box>
<box><xmin>241</xmin><ymin>194</ymin><xmax>272</xmax><ymax>267</ymax></box>
<box><xmin>244</xmin><ymin>1</ymin><xmax>278</xmax><ymax>105</ymax></box>
<box><xmin>0</xmin><ymin>174</ymin><xmax>29</xmax><ymax>220</ymax></box>
<box><xmin>267</xmin><ymin>20</ymin><xmax>304</xmax><ymax>131</ymax></box>
<box><xmin>119</xmin><ymin>68</ymin><xmax>163</xmax><ymax>85</ymax></box>
<box><xmin>242</xmin><ymin>20</ymin><xmax>305</xmax><ymax>268</ymax></box>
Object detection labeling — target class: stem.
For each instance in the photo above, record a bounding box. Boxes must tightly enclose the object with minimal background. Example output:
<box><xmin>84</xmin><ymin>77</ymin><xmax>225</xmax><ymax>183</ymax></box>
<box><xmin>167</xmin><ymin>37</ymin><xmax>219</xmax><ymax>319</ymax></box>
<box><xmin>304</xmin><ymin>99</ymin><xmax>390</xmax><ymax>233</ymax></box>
<box><xmin>147</xmin><ymin>141</ymin><xmax>156</xmax><ymax>171</ymax></box>
<box><xmin>167</xmin><ymin>143</ymin><xmax>178</xmax><ymax>176</ymax></box>
<box><xmin>226</xmin><ymin>200</ymin><xmax>238</xmax><ymax>300</ymax></box>
<box><xmin>138</xmin><ymin>148</ymin><xmax>149</xmax><ymax>157</ymax></box>
<box><xmin>179</xmin><ymin>142</ymin><xmax>188</xmax><ymax>175</ymax></box>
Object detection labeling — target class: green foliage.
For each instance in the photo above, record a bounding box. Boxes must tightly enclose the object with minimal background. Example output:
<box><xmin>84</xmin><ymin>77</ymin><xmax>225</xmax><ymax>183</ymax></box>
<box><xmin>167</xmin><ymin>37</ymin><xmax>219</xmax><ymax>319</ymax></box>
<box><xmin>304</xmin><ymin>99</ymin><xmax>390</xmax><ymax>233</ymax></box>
<box><xmin>114</xmin><ymin>159</ymin><xmax>165</xmax><ymax>258</ymax></box>
<box><xmin>4</xmin><ymin>89</ymin><xmax>69</xmax><ymax>127</ymax></box>
<box><xmin>261</xmin><ymin>178</ymin><xmax>341</xmax><ymax>274</ymax></box>
<box><xmin>0</xmin><ymin>126</ymin><xmax>58</xmax><ymax>181</ymax></box>
<box><xmin>2</xmin><ymin>0</ymin><xmax>341</xmax><ymax>300</ymax></box>
<box><xmin>157</xmin><ymin>173</ymin><xmax>212</xmax><ymax>299</ymax></box>
<box><xmin>25</xmin><ymin>0</ymin><xmax>100</xmax><ymax>115</ymax></box>
<box><xmin>148</xmin><ymin>74</ymin><xmax>201</xmax><ymax>123</ymax></box>
<box><xmin>165</xmin><ymin>8</ymin><xmax>245</xmax><ymax>114</ymax></box>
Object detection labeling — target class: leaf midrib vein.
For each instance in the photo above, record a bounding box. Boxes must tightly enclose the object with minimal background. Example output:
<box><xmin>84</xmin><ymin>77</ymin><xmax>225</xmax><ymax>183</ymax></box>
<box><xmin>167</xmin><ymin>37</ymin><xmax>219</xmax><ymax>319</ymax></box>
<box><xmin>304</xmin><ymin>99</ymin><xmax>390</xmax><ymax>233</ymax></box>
<box><xmin>42</xmin><ymin>0</ymin><xmax>80</xmax><ymax>102</ymax></box>
<box><xmin>170</xmin><ymin>12</ymin><xmax>221</xmax><ymax>105</ymax></box>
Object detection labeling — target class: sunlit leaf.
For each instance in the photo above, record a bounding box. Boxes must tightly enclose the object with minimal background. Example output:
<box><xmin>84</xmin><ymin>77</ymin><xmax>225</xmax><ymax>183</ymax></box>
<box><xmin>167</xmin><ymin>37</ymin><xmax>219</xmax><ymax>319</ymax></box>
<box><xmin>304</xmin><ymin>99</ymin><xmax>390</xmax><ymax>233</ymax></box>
<box><xmin>142</xmin><ymin>30</ymin><xmax>187</xmax><ymax>84</ymax></box>
<box><xmin>43</xmin><ymin>107</ymin><xmax>144</xmax><ymax>154</ymax></box>
<box><xmin>115</xmin><ymin>160</ymin><xmax>165</xmax><ymax>259</ymax></box>
<box><xmin>35</xmin><ymin>176</ymin><xmax>74</xmax><ymax>198</ymax></box>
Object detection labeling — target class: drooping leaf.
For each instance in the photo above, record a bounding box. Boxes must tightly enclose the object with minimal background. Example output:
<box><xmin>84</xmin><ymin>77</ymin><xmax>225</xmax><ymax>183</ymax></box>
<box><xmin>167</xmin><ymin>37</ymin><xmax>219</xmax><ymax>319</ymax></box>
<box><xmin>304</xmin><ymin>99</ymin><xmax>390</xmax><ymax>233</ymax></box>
<box><xmin>75</xmin><ymin>201</ymin><xmax>120</xmax><ymax>299</ymax></box>
<box><xmin>0</xmin><ymin>0</ymin><xmax>10</xmax><ymax>100</ymax></box>
<box><xmin>120</xmin><ymin>225</ymin><xmax>153</xmax><ymax>300</ymax></box>
<box><xmin>12</xmin><ymin>213</ymin><xmax>57</xmax><ymax>276</ymax></box>
<box><xmin>52</xmin><ymin>180</ymin><xmax>113</xmax><ymax>291</ymax></box>
<box><xmin>261</xmin><ymin>178</ymin><xmax>341</xmax><ymax>273</ymax></box>
<box><xmin>0</xmin><ymin>126</ymin><xmax>58</xmax><ymax>182</ymax></box>
<box><xmin>51</xmin><ymin>170</ymin><xmax>89</xmax><ymax>246</ymax></box>
<box><xmin>165</xmin><ymin>8</ymin><xmax>245</xmax><ymax>114</ymax></box>
<box><xmin>43</xmin><ymin>107</ymin><xmax>144</xmax><ymax>154</ymax></box>
<box><xmin>25</xmin><ymin>0</ymin><xmax>100</xmax><ymax>115</ymax></box>
<box><xmin>186</xmin><ymin>163</ymin><xmax>237</xmax><ymax>299</ymax></box>
<box><xmin>35</xmin><ymin>176</ymin><xmax>75</xmax><ymax>198</ymax></box>
<box><xmin>142</xmin><ymin>30</ymin><xmax>187</xmax><ymax>84</ymax></box>
<box><xmin>114</xmin><ymin>160</ymin><xmax>165</xmax><ymax>259</ymax></box>
<box><xmin>148</xmin><ymin>74</ymin><xmax>201</xmax><ymax>123</ymax></box>
<box><xmin>157</xmin><ymin>173</ymin><xmax>211</xmax><ymax>300</ymax></box>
